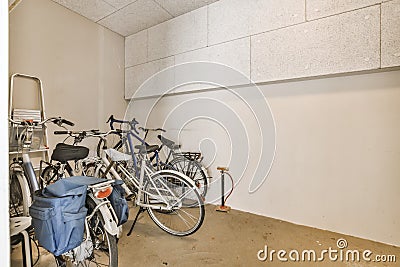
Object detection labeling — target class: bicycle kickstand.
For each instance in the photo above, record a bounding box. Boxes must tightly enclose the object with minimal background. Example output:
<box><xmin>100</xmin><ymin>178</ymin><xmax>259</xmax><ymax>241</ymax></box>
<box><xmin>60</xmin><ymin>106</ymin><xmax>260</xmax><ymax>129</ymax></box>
<box><xmin>127</xmin><ymin>207</ymin><xmax>145</xmax><ymax>236</ymax></box>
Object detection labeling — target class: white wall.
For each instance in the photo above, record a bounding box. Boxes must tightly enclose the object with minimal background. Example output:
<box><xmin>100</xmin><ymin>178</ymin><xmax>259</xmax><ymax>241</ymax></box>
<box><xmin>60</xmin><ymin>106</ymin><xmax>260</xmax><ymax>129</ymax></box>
<box><xmin>129</xmin><ymin>70</ymin><xmax>400</xmax><ymax>247</ymax></box>
<box><xmin>9</xmin><ymin>0</ymin><xmax>127</xmax><ymax>150</ymax></box>
<box><xmin>1</xmin><ymin>1</ymin><xmax>10</xmax><ymax>264</ymax></box>
<box><xmin>121</xmin><ymin>0</ymin><xmax>400</xmax><ymax>246</ymax></box>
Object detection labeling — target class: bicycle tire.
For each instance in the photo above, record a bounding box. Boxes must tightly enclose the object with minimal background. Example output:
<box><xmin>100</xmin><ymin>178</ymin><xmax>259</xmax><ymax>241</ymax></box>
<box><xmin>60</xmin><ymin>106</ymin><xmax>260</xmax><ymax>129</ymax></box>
<box><xmin>9</xmin><ymin>172</ymin><xmax>31</xmax><ymax>217</ymax></box>
<box><xmin>82</xmin><ymin>162</ymin><xmax>97</xmax><ymax>177</ymax></box>
<box><xmin>145</xmin><ymin>170</ymin><xmax>205</xmax><ymax>236</ymax></box>
<box><xmin>167</xmin><ymin>157</ymin><xmax>208</xmax><ymax>199</ymax></box>
<box><xmin>84</xmin><ymin>197</ymin><xmax>118</xmax><ymax>267</ymax></box>
<box><xmin>41</xmin><ymin>165</ymin><xmax>64</xmax><ymax>186</ymax></box>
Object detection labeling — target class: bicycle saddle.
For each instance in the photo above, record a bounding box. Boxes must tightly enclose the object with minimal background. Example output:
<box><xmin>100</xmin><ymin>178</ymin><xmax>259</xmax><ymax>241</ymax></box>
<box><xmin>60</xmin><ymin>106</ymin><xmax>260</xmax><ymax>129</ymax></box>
<box><xmin>51</xmin><ymin>143</ymin><xmax>89</xmax><ymax>163</ymax></box>
<box><xmin>157</xmin><ymin>135</ymin><xmax>181</xmax><ymax>150</ymax></box>
<box><xmin>134</xmin><ymin>144</ymin><xmax>159</xmax><ymax>154</ymax></box>
<box><xmin>104</xmin><ymin>149</ymin><xmax>131</xmax><ymax>162</ymax></box>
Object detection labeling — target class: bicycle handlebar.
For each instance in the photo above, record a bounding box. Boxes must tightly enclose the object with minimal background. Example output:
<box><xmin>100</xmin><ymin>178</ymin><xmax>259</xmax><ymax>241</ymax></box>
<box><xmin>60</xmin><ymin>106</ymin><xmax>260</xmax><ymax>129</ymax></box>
<box><xmin>60</xmin><ymin>118</ymin><xmax>74</xmax><ymax>127</ymax></box>
<box><xmin>138</xmin><ymin>126</ymin><xmax>166</xmax><ymax>133</ymax></box>
<box><xmin>106</xmin><ymin>114</ymin><xmax>139</xmax><ymax>134</ymax></box>
<box><xmin>53</xmin><ymin>129</ymin><xmax>120</xmax><ymax>145</ymax></box>
<box><xmin>9</xmin><ymin>116</ymin><xmax>75</xmax><ymax>127</ymax></box>
<box><xmin>54</xmin><ymin>129</ymin><xmax>120</xmax><ymax>138</ymax></box>
<box><xmin>54</xmin><ymin>130</ymin><xmax>70</xmax><ymax>135</ymax></box>
<box><xmin>53</xmin><ymin>129</ymin><xmax>100</xmax><ymax>136</ymax></box>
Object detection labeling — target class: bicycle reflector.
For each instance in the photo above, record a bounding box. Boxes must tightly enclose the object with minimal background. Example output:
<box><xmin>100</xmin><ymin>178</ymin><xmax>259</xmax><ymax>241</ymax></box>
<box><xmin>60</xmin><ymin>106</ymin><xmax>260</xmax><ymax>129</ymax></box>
<box><xmin>94</xmin><ymin>185</ymin><xmax>113</xmax><ymax>199</ymax></box>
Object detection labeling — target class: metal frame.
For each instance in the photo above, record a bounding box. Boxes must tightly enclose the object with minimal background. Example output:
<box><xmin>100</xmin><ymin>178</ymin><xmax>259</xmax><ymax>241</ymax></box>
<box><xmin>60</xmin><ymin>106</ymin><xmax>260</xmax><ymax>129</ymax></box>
<box><xmin>8</xmin><ymin>73</ymin><xmax>49</xmax><ymax>165</ymax></box>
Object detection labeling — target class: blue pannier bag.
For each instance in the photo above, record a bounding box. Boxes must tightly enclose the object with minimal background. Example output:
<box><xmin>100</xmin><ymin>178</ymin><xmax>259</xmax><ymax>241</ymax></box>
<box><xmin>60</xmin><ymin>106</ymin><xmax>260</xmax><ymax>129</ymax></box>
<box><xmin>108</xmin><ymin>180</ymin><xmax>129</xmax><ymax>226</ymax></box>
<box><xmin>29</xmin><ymin>178</ymin><xmax>88</xmax><ymax>256</ymax></box>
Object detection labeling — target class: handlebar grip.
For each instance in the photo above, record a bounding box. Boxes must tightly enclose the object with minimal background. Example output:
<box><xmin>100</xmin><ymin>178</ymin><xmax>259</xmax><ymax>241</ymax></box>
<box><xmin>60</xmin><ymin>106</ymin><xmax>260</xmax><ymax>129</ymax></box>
<box><xmin>54</xmin><ymin>130</ymin><xmax>70</xmax><ymax>135</ymax></box>
<box><xmin>61</xmin><ymin>119</ymin><xmax>74</xmax><ymax>126</ymax></box>
<box><xmin>157</xmin><ymin>128</ymin><xmax>166</xmax><ymax>132</ymax></box>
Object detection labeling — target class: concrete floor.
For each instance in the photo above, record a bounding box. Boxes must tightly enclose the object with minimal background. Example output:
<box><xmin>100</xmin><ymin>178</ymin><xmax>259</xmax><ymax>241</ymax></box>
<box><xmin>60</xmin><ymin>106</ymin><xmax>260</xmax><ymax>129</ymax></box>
<box><xmin>11</xmin><ymin>204</ymin><xmax>400</xmax><ymax>267</ymax></box>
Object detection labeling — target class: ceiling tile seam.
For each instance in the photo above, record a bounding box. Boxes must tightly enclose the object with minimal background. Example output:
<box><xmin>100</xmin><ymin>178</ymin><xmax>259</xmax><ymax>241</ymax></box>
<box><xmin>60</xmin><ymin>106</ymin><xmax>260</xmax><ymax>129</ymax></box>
<box><xmin>304</xmin><ymin>2</ymin><xmax>382</xmax><ymax>22</ymax></box>
<box><xmin>102</xmin><ymin>0</ymin><xmax>139</xmax><ymax>9</ymax></box>
<box><xmin>93</xmin><ymin>0</ymin><xmax>117</xmax><ymax>21</ymax></box>
<box><xmin>51</xmin><ymin>1</ymin><xmax>111</xmax><ymax>23</ymax></box>
<box><xmin>152</xmin><ymin>0</ymin><xmax>175</xmax><ymax>17</ymax></box>
<box><xmin>95</xmin><ymin>0</ymin><xmax>140</xmax><ymax>23</ymax></box>
<box><xmin>51</xmin><ymin>0</ymin><xmax>125</xmax><ymax>37</ymax></box>
<box><xmin>101</xmin><ymin>24</ymin><xmax>125</xmax><ymax>37</ymax></box>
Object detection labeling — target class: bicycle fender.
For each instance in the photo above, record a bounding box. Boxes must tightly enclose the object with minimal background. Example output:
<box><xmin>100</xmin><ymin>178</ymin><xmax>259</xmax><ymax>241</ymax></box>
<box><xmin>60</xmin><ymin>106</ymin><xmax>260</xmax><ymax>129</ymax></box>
<box><xmin>98</xmin><ymin>204</ymin><xmax>120</xmax><ymax>236</ymax></box>
<box><xmin>89</xmin><ymin>195</ymin><xmax>120</xmax><ymax>236</ymax></box>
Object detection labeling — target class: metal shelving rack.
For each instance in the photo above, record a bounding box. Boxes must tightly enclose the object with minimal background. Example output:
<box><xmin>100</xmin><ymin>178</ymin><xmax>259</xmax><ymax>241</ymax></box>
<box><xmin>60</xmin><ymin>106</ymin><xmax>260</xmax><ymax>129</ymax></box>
<box><xmin>8</xmin><ymin>73</ymin><xmax>50</xmax><ymax>170</ymax></box>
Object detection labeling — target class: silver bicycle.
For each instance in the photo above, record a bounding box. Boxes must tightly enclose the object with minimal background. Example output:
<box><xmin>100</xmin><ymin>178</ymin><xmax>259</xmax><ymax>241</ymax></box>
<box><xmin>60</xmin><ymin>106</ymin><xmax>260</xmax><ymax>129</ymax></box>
<box><xmin>90</xmin><ymin>128</ymin><xmax>206</xmax><ymax>236</ymax></box>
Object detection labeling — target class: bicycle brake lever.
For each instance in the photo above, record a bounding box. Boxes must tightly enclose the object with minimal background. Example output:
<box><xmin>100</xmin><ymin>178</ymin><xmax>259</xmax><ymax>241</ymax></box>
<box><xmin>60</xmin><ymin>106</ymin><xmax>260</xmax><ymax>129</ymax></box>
<box><xmin>106</xmin><ymin>115</ymin><xmax>114</xmax><ymax>123</ymax></box>
<box><xmin>131</xmin><ymin>118</ymin><xmax>140</xmax><ymax>134</ymax></box>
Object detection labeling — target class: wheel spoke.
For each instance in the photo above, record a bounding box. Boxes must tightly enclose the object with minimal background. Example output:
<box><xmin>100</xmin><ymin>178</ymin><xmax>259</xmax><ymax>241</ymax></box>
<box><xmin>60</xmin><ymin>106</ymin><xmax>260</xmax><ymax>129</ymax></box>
<box><xmin>145</xmin><ymin>172</ymin><xmax>204</xmax><ymax>236</ymax></box>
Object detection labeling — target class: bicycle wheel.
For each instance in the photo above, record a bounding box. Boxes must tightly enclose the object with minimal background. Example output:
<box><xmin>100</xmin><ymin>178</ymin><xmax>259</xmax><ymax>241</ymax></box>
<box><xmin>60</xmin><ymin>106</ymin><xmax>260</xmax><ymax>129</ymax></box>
<box><xmin>41</xmin><ymin>165</ymin><xmax>64</xmax><ymax>186</ymax></box>
<box><xmin>145</xmin><ymin>170</ymin><xmax>205</xmax><ymax>236</ymax></box>
<box><xmin>168</xmin><ymin>157</ymin><xmax>208</xmax><ymax>199</ymax></box>
<box><xmin>96</xmin><ymin>132</ymin><xmax>125</xmax><ymax>158</ymax></box>
<box><xmin>82</xmin><ymin>162</ymin><xmax>96</xmax><ymax>177</ymax></box>
<box><xmin>9</xmin><ymin>172</ymin><xmax>31</xmax><ymax>217</ymax></box>
<box><xmin>80</xmin><ymin>197</ymin><xmax>118</xmax><ymax>267</ymax></box>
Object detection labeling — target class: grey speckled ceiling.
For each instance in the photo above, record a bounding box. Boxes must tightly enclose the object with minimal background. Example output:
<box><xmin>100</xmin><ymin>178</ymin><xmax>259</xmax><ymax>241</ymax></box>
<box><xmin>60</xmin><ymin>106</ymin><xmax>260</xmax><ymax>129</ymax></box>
<box><xmin>51</xmin><ymin>0</ymin><xmax>220</xmax><ymax>36</ymax></box>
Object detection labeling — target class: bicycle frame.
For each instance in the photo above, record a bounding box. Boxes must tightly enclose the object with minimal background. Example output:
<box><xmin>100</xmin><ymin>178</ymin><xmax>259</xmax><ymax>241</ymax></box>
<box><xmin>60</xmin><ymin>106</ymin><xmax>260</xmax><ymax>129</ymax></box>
<box><xmin>98</xmin><ymin>128</ymin><xmax>198</xmax><ymax>212</ymax></box>
<box><xmin>99</xmin><ymin>118</ymin><xmax>205</xmax><ymax>237</ymax></box>
<box><xmin>99</xmin><ymin>152</ymin><xmax>179</xmax><ymax>211</ymax></box>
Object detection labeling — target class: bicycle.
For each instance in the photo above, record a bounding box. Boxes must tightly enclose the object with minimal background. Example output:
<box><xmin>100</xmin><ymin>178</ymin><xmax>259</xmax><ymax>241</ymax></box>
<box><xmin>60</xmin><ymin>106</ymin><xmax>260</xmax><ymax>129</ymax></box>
<box><xmin>9</xmin><ymin>117</ymin><xmax>73</xmax><ymax>217</ymax></box>
<box><xmin>9</xmin><ymin>118</ymin><xmax>120</xmax><ymax>266</ymax></box>
<box><xmin>155</xmin><ymin>134</ymin><xmax>209</xmax><ymax>198</ymax></box>
<box><xmin>52</xmin><ymin>129</ymin><xmax>134</xmax><ymax>197</ymax></box>
<box><xmin>40</xmin><ymin>129</ymin><xmax>100</xmax><ymax>187</ymax></box>
<box><xmin>90</xmin><ymin>123</ymin><xmax>205</xmax><ymax>236</ymax></box>
<box><xmin>98</xmin><ymin>115</ymin><xmax>209</xmax><ymax>198</ymax></box>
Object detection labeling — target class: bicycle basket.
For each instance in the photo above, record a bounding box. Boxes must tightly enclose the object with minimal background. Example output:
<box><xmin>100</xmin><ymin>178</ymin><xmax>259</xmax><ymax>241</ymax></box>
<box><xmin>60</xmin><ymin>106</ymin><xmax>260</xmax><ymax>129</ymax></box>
<box><xmin>177</xmin><ymin>152</ymin><xmax>202</xmax><ymax>161</ymax></box>
<box><xmin>29</xmin><ymin>178</ymin><xmax>88</xmax><ymax>256</ymax></box>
